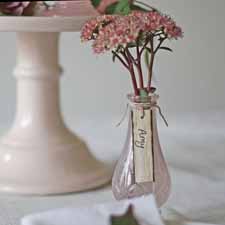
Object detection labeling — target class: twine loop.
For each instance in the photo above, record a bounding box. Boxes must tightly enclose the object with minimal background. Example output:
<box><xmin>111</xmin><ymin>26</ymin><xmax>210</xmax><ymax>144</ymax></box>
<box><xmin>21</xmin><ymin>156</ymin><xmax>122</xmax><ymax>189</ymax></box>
<box><xmin>117</xmin><ymin>101</ymin><xmax>168</xmax><ymax>127</ymax></box>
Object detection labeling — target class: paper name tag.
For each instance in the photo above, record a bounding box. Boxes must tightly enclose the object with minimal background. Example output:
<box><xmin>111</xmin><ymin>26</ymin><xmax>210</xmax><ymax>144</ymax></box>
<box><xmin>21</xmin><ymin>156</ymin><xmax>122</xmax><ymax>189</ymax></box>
<box><xmin>132</xmin><ymin>108</ymin><xmax>154</xmax><ymax>183</ymax></box>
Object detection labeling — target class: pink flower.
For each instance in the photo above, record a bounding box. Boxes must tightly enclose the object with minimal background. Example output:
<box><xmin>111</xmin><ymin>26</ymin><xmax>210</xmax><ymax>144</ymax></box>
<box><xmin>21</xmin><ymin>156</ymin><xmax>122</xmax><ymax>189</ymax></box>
<box><xmin>81</xmin><ymin>8</ymin><xmax>183</xmax><ymax>96</ymax></box>
<box><xmin>81</xmin><ymin>15</ymin><xmax>116</xmax><ymax>42</ymax></box>
<box><xmin>81</xmin><ymin>10</ymin><xmax>183</xmax><ymax>54</ymax></box>
<box><xmin>0</xmin><ymin>2</ymin><xmax>31</xmax><ymax>16</ymax></box>
<box><xmin>131</xmin><ymin>11</ymin><xmax>183</xmax><ymax>39</ymax></box>
<box><xmin>161</xmin><ymin>16</ymin><xmax>183</xmax><ymax>39</ymax></box>
<box><xmin>132</xmin><ymin>11</ymin><xmax>162</xmax><ymax>31</ymax></box>
<box><xmin>92</xmin><ymin>15</ymin><xmax>143</xmax><ymax>53</ymax></box>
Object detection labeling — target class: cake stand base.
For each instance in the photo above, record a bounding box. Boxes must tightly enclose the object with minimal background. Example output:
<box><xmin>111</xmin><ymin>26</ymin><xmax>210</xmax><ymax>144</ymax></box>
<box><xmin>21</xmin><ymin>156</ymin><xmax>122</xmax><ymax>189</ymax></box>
<box><xmin>0</xmin><ymin>31</ymin><xmax>111</xmax><ymax>195</ymax></box>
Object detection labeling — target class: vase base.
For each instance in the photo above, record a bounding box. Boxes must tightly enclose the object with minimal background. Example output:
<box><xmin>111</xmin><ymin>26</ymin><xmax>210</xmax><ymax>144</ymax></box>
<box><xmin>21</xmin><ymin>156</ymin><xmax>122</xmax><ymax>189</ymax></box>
<box><xmin>0</xmin><ymin>134</ymin><xmax>111</xmax><ymax>195</ymax></box>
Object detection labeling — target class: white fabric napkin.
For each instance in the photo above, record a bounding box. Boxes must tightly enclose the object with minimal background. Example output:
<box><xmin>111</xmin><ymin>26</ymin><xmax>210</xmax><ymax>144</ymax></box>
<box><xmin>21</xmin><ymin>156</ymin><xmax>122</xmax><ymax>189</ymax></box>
<box><xmin>21</xmin><ymin>195</ymin><xmax>164</xmax><ymax>225</ymax></box>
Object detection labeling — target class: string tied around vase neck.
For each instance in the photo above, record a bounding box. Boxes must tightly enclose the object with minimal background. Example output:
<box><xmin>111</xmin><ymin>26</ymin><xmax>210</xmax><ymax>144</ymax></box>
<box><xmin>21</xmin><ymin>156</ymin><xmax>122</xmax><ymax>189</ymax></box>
<box><xmin>116</xmin><ymin>101</ymin><xmax>168</xmax><ymax>127</ymax></box>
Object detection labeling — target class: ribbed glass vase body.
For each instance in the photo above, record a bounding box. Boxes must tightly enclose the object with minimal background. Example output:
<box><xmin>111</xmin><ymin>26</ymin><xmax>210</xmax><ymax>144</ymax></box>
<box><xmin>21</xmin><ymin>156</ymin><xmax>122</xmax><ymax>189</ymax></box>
<box><xmin>112</xmin><ymin>94</ymin><xmax>171</xmax><ymax>207</ymax></box>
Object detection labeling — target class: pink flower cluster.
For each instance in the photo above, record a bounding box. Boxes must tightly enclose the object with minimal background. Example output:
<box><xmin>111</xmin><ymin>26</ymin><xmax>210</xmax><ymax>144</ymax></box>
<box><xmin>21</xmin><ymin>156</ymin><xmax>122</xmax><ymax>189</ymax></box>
<box><xmin>93</xmin><ymin>15</ymin><xmax>144</xmax><ymax>53</ymax></box>
<box><xmin>131</xmin><ymin>11</ymin><xmax>183</xmax><ymax>39</ymax></box>
<box><xmin>81</xmin><ymin>11</ymin><xmax>183</xmax><ymax>54</ymax></box>
<box><xmin>81</xmin><ymin>15</ymin><xmax>116</xmax><ymax>42</ymax></box>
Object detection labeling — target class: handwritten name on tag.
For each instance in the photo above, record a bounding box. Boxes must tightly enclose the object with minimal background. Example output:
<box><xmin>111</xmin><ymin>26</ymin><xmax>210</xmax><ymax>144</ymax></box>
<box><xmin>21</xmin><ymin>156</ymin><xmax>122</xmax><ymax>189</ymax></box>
<box><xmin>132</xmin><ymin>108</ymin><xmax>154</xmax><ymax>183</ymax></box>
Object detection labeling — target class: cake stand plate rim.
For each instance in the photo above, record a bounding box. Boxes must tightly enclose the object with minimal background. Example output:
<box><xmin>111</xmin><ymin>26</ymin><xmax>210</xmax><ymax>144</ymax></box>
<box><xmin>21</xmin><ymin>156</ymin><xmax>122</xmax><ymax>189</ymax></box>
<box><xmin>0</xmin><ymin>16</ymin><xmax>93</xmax><ymax>32</ymax></box>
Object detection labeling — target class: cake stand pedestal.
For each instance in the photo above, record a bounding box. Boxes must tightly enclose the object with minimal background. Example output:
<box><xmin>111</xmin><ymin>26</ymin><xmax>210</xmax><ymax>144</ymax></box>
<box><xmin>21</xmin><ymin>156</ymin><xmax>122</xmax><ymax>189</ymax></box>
<box><xmin>0</xmin><ymin>17</ymin><xmax>111</xmax><ymax>194</ymax></box>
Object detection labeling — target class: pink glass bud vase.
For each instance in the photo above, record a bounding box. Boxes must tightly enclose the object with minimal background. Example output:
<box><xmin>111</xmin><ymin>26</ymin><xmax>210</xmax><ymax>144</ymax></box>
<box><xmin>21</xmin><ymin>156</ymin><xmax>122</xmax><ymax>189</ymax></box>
<box><xmin>112</xmin><ymin>94</ymin><xmax>171</xmax><ymax>207</ymax></box>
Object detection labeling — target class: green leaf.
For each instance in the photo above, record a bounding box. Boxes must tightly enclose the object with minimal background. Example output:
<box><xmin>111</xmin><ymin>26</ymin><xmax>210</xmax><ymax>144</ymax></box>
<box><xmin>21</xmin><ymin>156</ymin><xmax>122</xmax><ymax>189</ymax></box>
<box><xmin>159</xmin><ymin>47</ymin><xmax>173</xmax><ymax>52</ymax></box>
<box><xmin>90</xmin><ymin>0</ymin><xmax>102</xmax><ymax>8</ymax></box>
<box><xmin>110</xmin><ymin>205</ymin><xmax>140</xmax><ymax>225</ymax></box>
<box><xmin>112</xmin><ymin>48</ymin><xmax>121</xmax><ymax>62</ymax></box>
<box><xmin>112</xmin><ymin>52</ymin><xmax>116</xmax><ymax>62</ymax></box>
<box><xmin>140</xmin><ymin>89</ymin><xmax>148</xmax><ymax>97</ymax></box>
<box><xmin>105</xmin><ymin>2</ymin><xmax>118</xmax><ymax>14</ymax></box>
<box><xmin>127</xmin><ymin>43</ymin><xmax>137</xmax><ymax>48</ymax></box>
<box><xmin>145</xmin><ymin>47</ymin><xmax>152</xmax><ymax>53</ymax></box>
<box><xmin>105</xmin><ymin>0</ymin><xmax>133</xmax><ymax>15</ymax></box>
<box><xmin>122</xmin><ymin>4</ymin><xmax>131</xmax><ymax>15</ymax></box>
<box><xmin>144</xmin><ymin>49</ymin><xmax>150</xmax><ymax>68</ymax></box>
<box><xmin>115</xmin><ymin>0</ymin><xmax>129</xmax><ymax>11</ymax></box>
<box><xmin>114</xmin><ymin>0</ymin><xmax>131</xmax><ymax>15</ymax></box>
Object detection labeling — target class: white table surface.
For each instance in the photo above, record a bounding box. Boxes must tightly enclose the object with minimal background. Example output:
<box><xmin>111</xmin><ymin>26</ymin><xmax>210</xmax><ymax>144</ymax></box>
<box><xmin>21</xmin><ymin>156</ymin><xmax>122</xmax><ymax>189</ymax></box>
<box><xmin>0</xmin><ymin>111</ymin><xmax>224</xmax><ymax>225</ymax></box>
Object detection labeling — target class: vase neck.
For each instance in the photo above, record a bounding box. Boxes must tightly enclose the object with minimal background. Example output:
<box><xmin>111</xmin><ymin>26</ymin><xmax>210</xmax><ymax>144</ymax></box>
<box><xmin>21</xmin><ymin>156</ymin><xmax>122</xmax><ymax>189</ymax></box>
<box><xmin>127</xmin><ymin>94</ymin><xmax>159</xmax><ymax>109</ymax></box>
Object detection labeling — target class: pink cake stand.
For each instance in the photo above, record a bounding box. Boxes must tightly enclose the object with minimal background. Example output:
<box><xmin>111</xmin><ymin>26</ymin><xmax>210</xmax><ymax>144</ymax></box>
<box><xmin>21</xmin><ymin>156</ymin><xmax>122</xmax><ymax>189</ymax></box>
<box><xmin>0</xmin><ymin>16</ymin><xmax>111</xmax><ymax>194</ymax></box>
